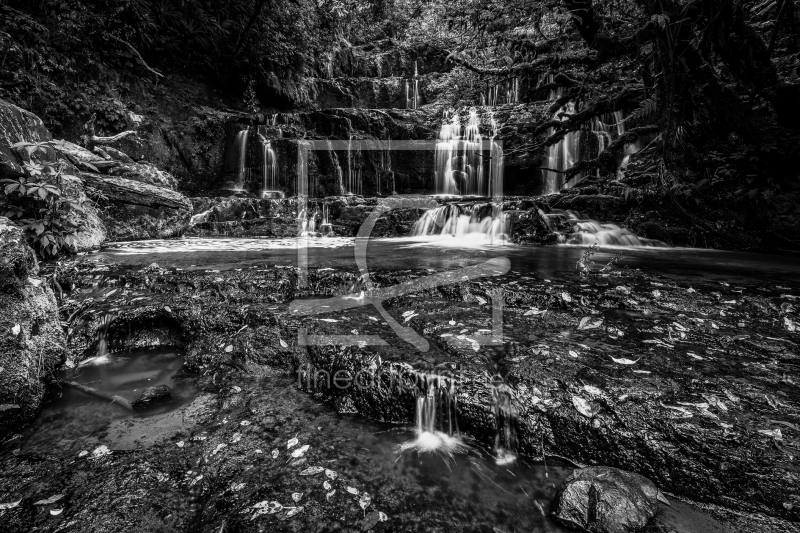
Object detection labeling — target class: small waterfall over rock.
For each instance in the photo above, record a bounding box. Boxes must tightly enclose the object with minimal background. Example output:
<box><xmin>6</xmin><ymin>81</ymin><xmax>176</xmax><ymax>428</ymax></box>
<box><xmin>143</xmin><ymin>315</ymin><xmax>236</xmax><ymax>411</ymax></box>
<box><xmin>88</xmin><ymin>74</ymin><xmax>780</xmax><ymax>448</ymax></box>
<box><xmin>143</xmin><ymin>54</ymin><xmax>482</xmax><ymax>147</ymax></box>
<box><xmin>399</xmin><ymin>373</ymin><xmax>467</xmax><ymax>456</ymax></box>
<box><xmin>542</xmin><ymin>209</ymin><xmax>667</xmax><ymax>247</ymax></box>
<box><xmin>483</xmin><ymin>78</ymin><xmax>520</xmax><ymax>106</ymax></box>
<box><xmin>492</xmin><ymin>383</ymin><xmax>519</xmax><ymax>464</ymax></box>
<box><xmin>412</xmin><ymin>203</ymin><xmax>508</xmax><ymax>243</ymax></box>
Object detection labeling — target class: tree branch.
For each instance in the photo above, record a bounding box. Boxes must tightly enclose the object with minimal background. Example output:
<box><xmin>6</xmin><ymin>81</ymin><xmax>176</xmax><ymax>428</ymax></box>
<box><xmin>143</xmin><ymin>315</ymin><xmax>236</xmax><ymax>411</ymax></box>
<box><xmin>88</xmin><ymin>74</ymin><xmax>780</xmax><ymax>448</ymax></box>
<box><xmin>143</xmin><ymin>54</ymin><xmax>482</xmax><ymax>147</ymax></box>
<box><xmin>109</xmin><ymin>34</ymin><xmax>164</xmax><ymax>82</ymax></box>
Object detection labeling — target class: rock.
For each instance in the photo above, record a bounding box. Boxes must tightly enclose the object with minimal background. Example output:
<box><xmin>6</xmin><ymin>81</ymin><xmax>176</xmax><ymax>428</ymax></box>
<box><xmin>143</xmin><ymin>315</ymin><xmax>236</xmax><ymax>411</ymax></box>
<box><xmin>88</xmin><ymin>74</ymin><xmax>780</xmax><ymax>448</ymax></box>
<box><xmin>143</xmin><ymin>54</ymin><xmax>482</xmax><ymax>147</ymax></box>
<box><xmin>0</xmin><ymin>99</ymin><xmax>53</xmax><ymax>178</ymax></box>
<box><xmin>551</xmin><ymin>466</ymin><xmax>660</xmax><ymax>533</ymax></box>
<box><xmin>53</xmin><ymin>140</ymin><xmax>179</xmax><ymax>189</ymax></box>
<box><xmin>0</xmin><ymin>217</ymin><xmax>66</xmax><ymax>430</ymax></box>
<box><xmin>60</xmin><ymin>175</ymin><xmax>107</xmax><ymax>252</ymax></box>
<box><xmin>79</xmin><ymin>172</ymin><xmax>191</xmax><ymax>211</ymax></box>
<box><xmin>132</xmin><ymin>385</ymin><xmax>173</xmax><ymax>411</ymax></box>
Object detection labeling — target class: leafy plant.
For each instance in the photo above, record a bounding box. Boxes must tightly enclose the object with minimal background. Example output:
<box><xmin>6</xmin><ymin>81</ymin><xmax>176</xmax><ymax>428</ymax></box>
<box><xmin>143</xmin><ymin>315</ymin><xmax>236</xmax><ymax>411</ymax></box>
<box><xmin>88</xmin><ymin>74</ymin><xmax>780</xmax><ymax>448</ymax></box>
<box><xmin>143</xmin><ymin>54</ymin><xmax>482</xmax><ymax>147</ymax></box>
<box><xmin>2</xmin><ymin>142</ymin><xmax>82</xmax><ymax>257</ymax></box>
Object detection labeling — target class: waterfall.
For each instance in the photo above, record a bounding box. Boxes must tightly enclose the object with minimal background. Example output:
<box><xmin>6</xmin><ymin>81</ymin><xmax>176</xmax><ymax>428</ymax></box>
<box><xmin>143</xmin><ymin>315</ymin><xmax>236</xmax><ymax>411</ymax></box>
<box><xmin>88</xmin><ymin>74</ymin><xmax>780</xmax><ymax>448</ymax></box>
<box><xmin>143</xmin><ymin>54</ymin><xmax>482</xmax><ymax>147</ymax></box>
<box><xmin>492</xmin><ymin>383</ymin><xmax>519</xmax><ymax>464</ymax></box>
<box><xmin>434</xmin><ymin>109</ymin><xmax>491</xmax><ymax>195</ymax></box>
<box><xmin>298</xmin><ymin>206</ymin><xmax>318</xmax><ymax>236</ymax></box>
<box><xmin>411</xmin><ymin>203</ymin><xmax>508</xmax><ymax>244</ymax></box>
<box><xmin>543</xmin><ymin>75</ymin><xmax>580</xmax><ymax>194</ymax></box>
<box><xmin>325</xmin><ymin>139</ymin><xmax>345</xmax><ymax>195</ymax></box>
<box><xmin>258</xmin><ymin>134</ymin><xmax>279</xmax><ymax>197</ymax></box>
<box><xmin>398</xmin><ymin>374</ymin><xmax>467</xmax><ymax>456</ymax></box>
<box><xmin>541</xmin><ymin>209</ymin><xmax>668</xmax><ymax>247</ymax></box>
<box><xmin>346</xmin><ymin>135</ymin><xmax>363</xmax><ymax>196</ymax></box>
<box><xmin>413</xmin><ymin>60</ymin><xmax>419</xmax><ymax>109</ymax></box>
<box><xmin>232</xmin><ymin>129</ymin><xmax>250</xmax><ymax>190</ymax></box>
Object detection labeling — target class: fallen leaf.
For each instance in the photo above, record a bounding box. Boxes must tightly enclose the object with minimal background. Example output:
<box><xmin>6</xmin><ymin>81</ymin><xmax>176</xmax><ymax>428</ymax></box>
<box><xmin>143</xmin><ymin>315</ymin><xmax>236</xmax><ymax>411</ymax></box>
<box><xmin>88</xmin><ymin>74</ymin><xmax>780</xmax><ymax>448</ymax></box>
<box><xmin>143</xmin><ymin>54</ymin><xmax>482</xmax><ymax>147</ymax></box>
<box><xmin>231</xmin><ymin>483</ymin><xmax>246</xmax><ymax>492</ymax></box>
<box><xmin>299</xmin><ymin>466</ymin><xmax>324</xmax><ymax>476</ymax></box>
<box><xmin>610</xmin><ymin>356</ymin><xmax>639</xmax><ymax>365</ymax></box>
<box><xmin>757</xmin><ymin>428</ymin><xmax>783</xmax><ymax>441</ymax></box>
<box><xmin>325</xmin><ymin>469</ymin><xmax>338</xmax><ymax>480</ymax></box>
<box><xmin>92</xmin><ymin>445</ymin><xmax>111</xmax><ymax>457</ymax></box>
<box><xmin>240</xmin><ymin>420</ymin><xmax>251</xmax><ymax>426</ymax></box>
<box><xmin>362</xmin><ymin>511</ymin><xmax>381</xmax><ymax>531</ymax></box>
<box><xmin>359</xmin><ymin>492</ymin><xmax>372</xmax><ymax>510</ymax></box>
<box><xmin>568</xmin><ymin>350</ymin><xmax>578</xmax><ymax>358</ymax></box>
<box><xmin>34</xmin><ymin>494</ymin><xmax>64</xmax><ymax>505</ymax></box>
<box><xmin>572</xmin><ymin>396</ymin><xmax>598</xmax><ymax>418</ymax></box>
<box><xmin>326</xmin><ymin>490</ymin><xmax>336</xmax><ymax>500</ymax></box>
<box><xmin>562</xmin><ymin>292</ymin><xmax>572</xmax><ymax>302</ymax></box>
<box><xmin>50</xmin><ymin>508</ymin><xmax>63</xmax><ymax>516</ymax></box>
<box><xmin>177</xmin><ymin>441</ymin><xmax>185</xmax><ymax>448</ymax></box>
<box><xmin>285</xmin><ymin>506</ymin><xmax>304</xmax><ymax>517</ymax></box>
<box><xmin>323</xmin><ymin>480</ymin><xmax>332</xmax><ymax>491</ymax></box>
<box><xmin>230</xmin><ymin>433</ymin><xmax>242</xmax><ymax>443</ymax></box>
<box><xmin>212</xmin><ymin>443</ymin><xmax>227</xmax><ymax>456</ymax></box>
<box><xmin>224</xmin><ymin>345</ymin><xmax>233</xmax><ymax>352</ymax></box>
<box><xmin>287</xmin><ymin>437</ymin><xmax>299</xmax><ymax>449</ymax></box>
<box><xmin>253</xmin><ymin>501</ymin><xmax>283</xmax><ymax>515</ymax></box>
<box><xmin>292</xmin><ymin>492</ymin><xmax>303</xmax><ymax>502</ymax></box>
<box><xmin>11</xmin><ymin>324</ymin><xmax>21</xmax><ymax>336</ymax></box>
<box><xmin>346</xmin><ymin>486</ymin><xmax>360</xmax><ymax>495</ymax></box>
<box><xmin>280</xmin><ymin>339</ymin><xmax>288</xmax><ymax>348</ymax></box>
<box><xmin>0</xmin><ymin>499</ymin><xmax>21</xmax><ymax>510</ymax></box>
<box><xmin>583</xmin><ymin>385</ymin><xmax>603</xmax><ymax>396</ymax></box>
<box><xmin>271</xmin><ymin>449</ymin><xmax>279</xmax><ymax>458</ymax></box>
<box><xmin>291</xmin><ymin>444</ymin><xmax>309</xmax><ymax>458</ymax></box>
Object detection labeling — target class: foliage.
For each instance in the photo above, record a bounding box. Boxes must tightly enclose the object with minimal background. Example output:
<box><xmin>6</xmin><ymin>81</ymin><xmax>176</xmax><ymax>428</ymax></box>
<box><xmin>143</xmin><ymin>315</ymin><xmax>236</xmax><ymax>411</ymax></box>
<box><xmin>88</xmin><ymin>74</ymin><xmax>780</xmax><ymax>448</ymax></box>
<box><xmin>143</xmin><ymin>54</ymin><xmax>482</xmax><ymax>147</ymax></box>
<box><xmin>1</xmin><ymin>143</ymin><xmax>82</xmax><ymax>258</ymax></box>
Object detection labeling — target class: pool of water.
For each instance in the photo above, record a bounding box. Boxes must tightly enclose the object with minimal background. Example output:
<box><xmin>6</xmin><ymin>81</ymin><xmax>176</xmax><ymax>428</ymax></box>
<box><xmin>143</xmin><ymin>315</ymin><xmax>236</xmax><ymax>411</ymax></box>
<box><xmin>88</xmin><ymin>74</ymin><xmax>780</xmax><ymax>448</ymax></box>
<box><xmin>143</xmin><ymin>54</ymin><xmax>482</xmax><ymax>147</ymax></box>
<box><xmin>96</xmin><ymin>236</ymin><xmax>800</xmax><ymax>285</ymax></box>
<box><xmin>16</xmin><ymin>347</ymin><xmax>200</xmax><ymax>454</ymax></box>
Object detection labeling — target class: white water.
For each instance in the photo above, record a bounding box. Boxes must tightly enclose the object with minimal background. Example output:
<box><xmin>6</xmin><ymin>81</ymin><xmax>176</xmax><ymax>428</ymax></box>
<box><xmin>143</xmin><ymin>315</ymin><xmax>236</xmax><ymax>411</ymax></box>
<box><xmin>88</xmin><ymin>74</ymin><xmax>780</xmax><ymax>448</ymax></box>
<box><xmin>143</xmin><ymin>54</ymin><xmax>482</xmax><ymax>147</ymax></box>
<box><xmin>398</xmin><ymin>374</ymin><xmax>468</xmax><ymax>457</ymax></box>
<box><xmin>434</xmin><ymin>109</ymin><xmax>503</xmax><ymax>196</ymax></box>
<box><xmin>542</xmin><ymin>209</ymin><xmax>667</xmax><ymax>247</ymax></box>
<box><xmin>411</xmin><ymin>204</ymin><xmax>508</xmax><ymax>245</ymax></box>
<box><xmin>229</xmin><ymin>129</ymin><xmax>249</xmax><ymax>190</ymax></box>
<box><xmin>543</xmin><ymin>75</ymin><xmax>579</xmax><ymax>194</ymax></box>
<box><xmin>259</xmin><ymin>134</ymin><xmax>279</xmax><ymax>196</ymax></box>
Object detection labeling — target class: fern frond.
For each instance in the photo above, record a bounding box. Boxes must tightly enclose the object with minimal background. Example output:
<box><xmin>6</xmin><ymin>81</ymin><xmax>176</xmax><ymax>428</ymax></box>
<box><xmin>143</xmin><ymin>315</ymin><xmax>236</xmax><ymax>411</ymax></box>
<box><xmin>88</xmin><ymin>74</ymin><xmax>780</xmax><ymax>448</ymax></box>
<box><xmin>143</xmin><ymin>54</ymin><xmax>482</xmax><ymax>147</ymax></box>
<box><xmin>624</xmin><ymin>98</ymin><xmax>658</xmax><ymax>124</ymax></box>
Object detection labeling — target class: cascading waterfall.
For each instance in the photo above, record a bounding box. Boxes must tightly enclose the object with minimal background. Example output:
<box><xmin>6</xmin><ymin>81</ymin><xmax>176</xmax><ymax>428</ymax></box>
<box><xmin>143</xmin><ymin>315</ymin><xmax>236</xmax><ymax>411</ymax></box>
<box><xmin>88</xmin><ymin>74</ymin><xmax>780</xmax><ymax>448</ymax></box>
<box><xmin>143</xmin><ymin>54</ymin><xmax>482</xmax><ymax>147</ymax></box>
<box><xmin>406</xmin><ymin>61</ymin><xmax>420</xmax><ymax>109</ymax></box>
<box><xmin>434</xmin><ymin>109</ymin><xmax>489</xmax><ymax>195</ymax></box>
<box><xmin>484</xmin><ymin>78</ymin><xmax>519</xmax><ymax>106</ymax></box>
<box><xmin>346</xmin><ymin>135</ymin><xmax>363</xmax><ymax>196</ymax></box>
<box><xmin>541</xmin><ymin>209</ymin><xmax>668</xmax><ymax>247</ymax></box>
<box><xmin>543</xmin><ymin>75</ymin><xmax>580</xmax><ymax>194</ymax></box>
<box><xmin>411</xmin><ymin>203</ymin><xmax>508</xmax><ymax>243</ymax></box>
<box><xmin>399</xmin><ymin>374</ymin><xmax>467</xmax><ymax>455</ymax></box>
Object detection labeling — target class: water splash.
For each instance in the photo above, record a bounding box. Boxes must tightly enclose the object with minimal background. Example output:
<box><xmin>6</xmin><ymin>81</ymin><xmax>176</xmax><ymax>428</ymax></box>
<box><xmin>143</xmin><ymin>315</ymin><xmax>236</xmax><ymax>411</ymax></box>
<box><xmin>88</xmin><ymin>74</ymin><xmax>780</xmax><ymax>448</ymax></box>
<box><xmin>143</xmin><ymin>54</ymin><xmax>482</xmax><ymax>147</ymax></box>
<box><xmin>398</xmin><ymin>373</ymin><xmax>468</xmax><ymax>457</ymax></box>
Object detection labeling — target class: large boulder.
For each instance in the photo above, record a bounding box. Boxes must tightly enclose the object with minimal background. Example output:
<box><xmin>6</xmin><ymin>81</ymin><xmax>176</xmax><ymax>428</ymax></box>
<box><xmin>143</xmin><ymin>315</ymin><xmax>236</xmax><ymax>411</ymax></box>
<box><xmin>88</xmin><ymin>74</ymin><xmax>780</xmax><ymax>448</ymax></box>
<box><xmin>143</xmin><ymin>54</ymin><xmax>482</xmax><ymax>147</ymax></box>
<box><xmin>0</xmin><ymin>217</ymin><xmax>66</xmax><ymax>430</ymax></box>
<box><xmin>552</xmin><ymin>466</ymin><xmax>661</xmax><ymax>533</ymax></box>
<box><xmin>0</xmin><ymin>99</ymin><xmax>54</xmax><ymax>178</ymax></box>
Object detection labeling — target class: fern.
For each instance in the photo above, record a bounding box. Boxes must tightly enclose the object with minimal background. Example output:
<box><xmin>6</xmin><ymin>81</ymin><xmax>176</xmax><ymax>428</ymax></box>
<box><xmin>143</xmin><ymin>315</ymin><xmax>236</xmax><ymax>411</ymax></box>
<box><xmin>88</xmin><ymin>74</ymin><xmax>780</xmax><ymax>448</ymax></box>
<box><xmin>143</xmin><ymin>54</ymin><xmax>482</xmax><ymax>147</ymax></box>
<box><xmin>624</xmin><ymin>98</ymin><xmax>658</xmax><ymax>124</ymax></box>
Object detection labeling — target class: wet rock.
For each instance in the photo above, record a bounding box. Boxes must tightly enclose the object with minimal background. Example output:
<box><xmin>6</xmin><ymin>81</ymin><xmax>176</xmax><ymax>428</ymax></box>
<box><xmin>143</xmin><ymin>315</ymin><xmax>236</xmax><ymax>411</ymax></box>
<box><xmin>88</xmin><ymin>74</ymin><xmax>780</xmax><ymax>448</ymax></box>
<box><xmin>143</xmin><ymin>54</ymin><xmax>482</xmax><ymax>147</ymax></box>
<box><xmin>552</xmin><ymin>466</ymin><xmax>659</xmax><ymax>533</ymax></box>
<box><xmin>132</xmin><ymin>385</ymin><xmax>173</xmax><ymax>411</ymax></box>
<box><xmin>0</xmin><ymin>217</ymin><xmax>66</xmax><ymax>430</ymax></box>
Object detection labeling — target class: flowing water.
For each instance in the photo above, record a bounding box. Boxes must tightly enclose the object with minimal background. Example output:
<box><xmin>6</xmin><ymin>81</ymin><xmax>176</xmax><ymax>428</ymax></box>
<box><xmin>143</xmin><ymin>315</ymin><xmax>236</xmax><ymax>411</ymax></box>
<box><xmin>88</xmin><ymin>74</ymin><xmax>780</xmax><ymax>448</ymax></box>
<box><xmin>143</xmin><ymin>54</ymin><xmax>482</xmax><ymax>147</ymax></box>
<box><xmin>95</xmin><ymin>237</ymin><xmax>799</xmax><ymax>284</ymax></box>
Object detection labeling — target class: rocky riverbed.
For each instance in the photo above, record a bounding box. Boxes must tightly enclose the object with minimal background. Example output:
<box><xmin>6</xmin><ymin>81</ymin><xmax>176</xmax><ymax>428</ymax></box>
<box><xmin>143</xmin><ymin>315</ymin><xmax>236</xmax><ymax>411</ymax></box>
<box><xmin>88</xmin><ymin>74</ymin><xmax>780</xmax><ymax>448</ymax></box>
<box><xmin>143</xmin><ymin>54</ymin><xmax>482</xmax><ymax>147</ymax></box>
<box><xmin>1</xmin><ymin>237</ymin><xmax>798</xmax><ymax>532</ymax></box>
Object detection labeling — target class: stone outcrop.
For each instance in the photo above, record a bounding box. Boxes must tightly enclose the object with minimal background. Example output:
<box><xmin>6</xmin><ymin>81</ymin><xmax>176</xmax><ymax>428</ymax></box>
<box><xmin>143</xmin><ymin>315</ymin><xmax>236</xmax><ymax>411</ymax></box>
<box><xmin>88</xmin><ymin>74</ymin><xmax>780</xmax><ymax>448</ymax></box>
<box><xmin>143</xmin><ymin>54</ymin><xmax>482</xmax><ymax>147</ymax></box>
<box><xmin>0</xmin><ymin>217</ymin><xmax>66</xmax><ymax>430</ymax></box>
<box><xmin>552</xmin><ymin>467</ymin><xmax>661</xmax><ymax>533</ymax></box>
